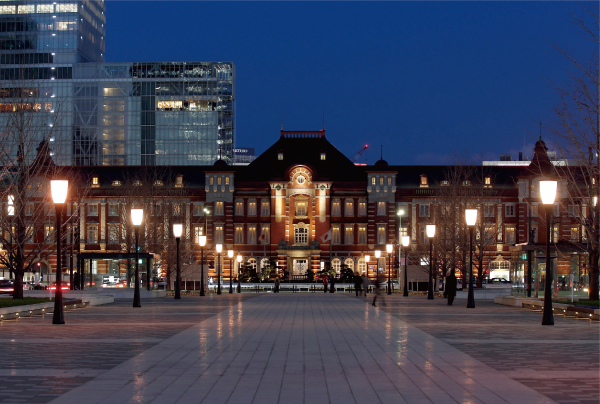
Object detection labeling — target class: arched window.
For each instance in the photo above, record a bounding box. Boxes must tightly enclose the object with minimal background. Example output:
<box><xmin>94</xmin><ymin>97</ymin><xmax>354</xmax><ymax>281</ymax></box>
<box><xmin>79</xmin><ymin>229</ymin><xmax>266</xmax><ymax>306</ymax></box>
<box><xmin>260</xmin><ymin>258</ymin><xmax>270</xmax><ymax>270</ymax></box>
<box><xmin>294</xmin><ymin>222</ymin><xmax>309</xmax><ymax>245</ymax></box>
<box><xmin>344</xmin><ymin>258</ymin><xmax>354</xmax><ymax>272</ymax></box>
<box><xmin>331</xmin><ymin>258</ymin><xmax>341</xmax><ymax>274</ymax></box>
<box><xmin>248</xmin><ymin>258</ymin><xmax>257</xmax><ymax>272</ymax></box>
<box><xmin>358</xmin><ymin>258</ymin><xmax>366</xmax><ymax>275</ymax></box>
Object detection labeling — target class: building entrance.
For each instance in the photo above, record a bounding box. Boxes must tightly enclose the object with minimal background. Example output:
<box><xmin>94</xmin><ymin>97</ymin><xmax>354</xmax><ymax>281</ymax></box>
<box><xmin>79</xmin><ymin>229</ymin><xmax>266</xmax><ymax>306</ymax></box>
<box><xmin>293</xmin><ymin>259</ymin><xmax>307</xmax><ymax>276</ymax></box>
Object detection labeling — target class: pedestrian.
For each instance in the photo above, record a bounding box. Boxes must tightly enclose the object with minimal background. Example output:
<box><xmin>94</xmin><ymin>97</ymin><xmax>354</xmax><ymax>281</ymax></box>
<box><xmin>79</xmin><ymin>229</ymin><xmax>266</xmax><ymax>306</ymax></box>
<box><xmin>323</xmin><ymin>275</ymin><xmax>328</xmax><ymax>293</ymax></box>
<box><xmin>372</xmin><ymin>271</ymin><xmax>386</xmax><ymax>307</ymax></box>
<box><xmin>329</xmin><ymin>274</ymin><xmax>335</xmax><ymax>293</ymax></box>
<box><xmin>361</xmin><ymin>273</ymin><xmax>368</xmax><ymax>296</ymax></box>
<box><xmin>73</xmin><ymin>272</ymin><xmax>80</xmax><ymax>290</ymax></box>
<box><xmin>446</xmin><ymin>271</ymin><xmax>457</xmax><ymax>306</ymax></box>
<box><xmin>354</xmin><ymin>271</ymin><xmax>362</xmax><ymax>296</ymax></box>
<box><xmin>274</xmin><ymin>276</ymin><xmax>280</xmax><ymax>293</ymax></box>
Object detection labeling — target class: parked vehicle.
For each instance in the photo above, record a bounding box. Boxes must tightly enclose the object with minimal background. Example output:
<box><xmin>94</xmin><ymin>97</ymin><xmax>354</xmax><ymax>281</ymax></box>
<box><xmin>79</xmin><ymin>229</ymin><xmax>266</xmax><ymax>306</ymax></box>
<box><xmin>488</xmin><ymin>278</ymin><xmax>511</xmax><ymax>284</ymax></box>
<box><xmin>0</xmin><ymin>279</ymin><xmax>14</xmax><ymax>294</ymax></box>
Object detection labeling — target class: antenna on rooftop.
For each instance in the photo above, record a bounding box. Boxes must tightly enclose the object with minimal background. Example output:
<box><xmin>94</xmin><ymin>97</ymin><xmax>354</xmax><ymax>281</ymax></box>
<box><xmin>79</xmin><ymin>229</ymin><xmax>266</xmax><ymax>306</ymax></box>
<box><xmin>539</xmin><ymin>121</ymin><xmax>542</xmax><ymax>140</ymax></box>
<box><xmin>380</xmin><ymin>145</ymin><xmax>383</xmax><ymax>160</ymax></box>
<box><xmin>281</xmin><ymin>112</ymin><xmax>283</xmax><ymax>131</ymax></box>
<box><xmin>323</xmin><ymin>110</ymin><xmax>325</xmax><ymax>130</ymax></box>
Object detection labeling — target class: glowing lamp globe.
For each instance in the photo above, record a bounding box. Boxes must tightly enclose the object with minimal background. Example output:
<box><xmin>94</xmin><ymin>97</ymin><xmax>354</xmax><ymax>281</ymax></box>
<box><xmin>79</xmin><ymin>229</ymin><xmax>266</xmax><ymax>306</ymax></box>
<box><xmin>131</xmin><ymin>209</ymin><xmax>143</xmax><ymax>226</ymax></box>
<box><xmin>402</xmin><ymin>236</ymin><xmax>410</xmax><ymax>247</ymax></box>
<box><xmin>50</xmin><ymin>180</ymin><xmax>68</xmax><ymax>204</ymax></box>
<box><xmin>426</xmin><ymin>224</ymin><xmax>436</xmax><ymax>238</ymax></box>
<box><xmin>173</xmin><ymin>223</ymin><xmax>183</xmax><ymax>238</ymax></box>
<box><xmin>539</xmin><ymin>180</ymin><xmax>558</xmax><ymax>205</ymax></box>
<box><xmin>465</xmin><ymin>209</ymin><xmax>478</xmax><ymax>226</ymax></box>
<box><xmin>198</xmin><ymin>235</ymin><xmax>207</xmax><ymax>247</ymax></box>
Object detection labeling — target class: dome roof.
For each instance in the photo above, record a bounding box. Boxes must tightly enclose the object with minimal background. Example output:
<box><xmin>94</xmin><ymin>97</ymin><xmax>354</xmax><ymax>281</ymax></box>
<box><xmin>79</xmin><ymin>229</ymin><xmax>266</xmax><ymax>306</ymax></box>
<box><xmin>374</xmin><ymin>159</ymin><xmax>389</xmax><ymax>170</ymax></box>
<box><xmin>213</xmin><ymin>159</ymin><xmax>228</xmax><ymax>170</ymax></box>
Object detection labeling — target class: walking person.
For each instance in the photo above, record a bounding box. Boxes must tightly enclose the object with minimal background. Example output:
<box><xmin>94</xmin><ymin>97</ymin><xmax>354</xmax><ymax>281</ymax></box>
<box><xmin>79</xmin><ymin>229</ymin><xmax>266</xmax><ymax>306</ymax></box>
<box><xmin>361</xmin><ymin>272</ymin><xmax>368</xmax><ymax>296</ymax></box>
<box><xmin>354</xmin><ymin>271</ymin><xmax>363</xmax><ymax>297</ymax></box>
<box><xmin>274</xmin><ymin>276</ymin><xmax>280</xmax><ymax>293</ymax></box>
<box><xmin>445</xmin><ymin>270</ymin><xmax>457</xmax><ymax>305</ymax></box>
<box><xmin>329</xmin><ymin>273</ymin><xmax>335</xmax><ymax>293</ymax></box>
<box><xmin>323</xmin><ymin>275</ymin><xmax>328</xmax><ymax>293</ymax></box>
<box><xmin>372</xmin><ymin>271</ymin><xmax>386</xmax><ymax>307</ymax></box>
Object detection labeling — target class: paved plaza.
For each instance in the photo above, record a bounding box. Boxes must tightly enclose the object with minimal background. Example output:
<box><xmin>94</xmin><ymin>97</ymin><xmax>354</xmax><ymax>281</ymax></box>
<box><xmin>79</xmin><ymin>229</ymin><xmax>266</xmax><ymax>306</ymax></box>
<box><xmin>0</xmin><ymin>293</ymin><xmax>597</xmax><ymax>404</ymax></box>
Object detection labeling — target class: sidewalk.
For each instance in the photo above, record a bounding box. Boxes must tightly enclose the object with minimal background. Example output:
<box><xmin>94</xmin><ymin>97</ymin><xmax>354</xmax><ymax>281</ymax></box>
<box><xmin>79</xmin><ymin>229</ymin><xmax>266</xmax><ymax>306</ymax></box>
<box><xmin>0</xmin><ymin>294</ymin><xmax>596</xmax><ymax>404</ymax></box>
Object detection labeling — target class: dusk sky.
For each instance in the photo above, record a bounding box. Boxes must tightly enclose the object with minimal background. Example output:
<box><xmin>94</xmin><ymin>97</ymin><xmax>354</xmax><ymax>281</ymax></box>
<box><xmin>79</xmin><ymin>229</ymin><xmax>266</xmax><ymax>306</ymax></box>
<box><xmin>107</xmin><ymin>1</ymin><xmax>594</xmax><ymax>165</ymax></box>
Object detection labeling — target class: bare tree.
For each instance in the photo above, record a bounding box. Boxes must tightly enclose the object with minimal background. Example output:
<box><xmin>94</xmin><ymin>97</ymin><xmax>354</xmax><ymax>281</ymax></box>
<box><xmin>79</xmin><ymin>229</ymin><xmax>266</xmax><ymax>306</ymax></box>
<box><xmin>548</xmin><ymin>2</ymin><xmax>599</xmax><ymax>300</ymax></box>
<box><xmin>0</xmin><ymin>72</ymin><xmax>76</xmax><ymax>299</ymax></box>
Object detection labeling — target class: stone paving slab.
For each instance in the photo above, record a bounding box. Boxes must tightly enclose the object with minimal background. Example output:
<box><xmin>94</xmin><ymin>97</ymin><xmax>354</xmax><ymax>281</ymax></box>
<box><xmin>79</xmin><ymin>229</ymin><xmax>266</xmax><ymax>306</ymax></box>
<box><xmin>0</xmin><ymin>293</ymin><xmax>597</xmax><ymax>404</ymax></box>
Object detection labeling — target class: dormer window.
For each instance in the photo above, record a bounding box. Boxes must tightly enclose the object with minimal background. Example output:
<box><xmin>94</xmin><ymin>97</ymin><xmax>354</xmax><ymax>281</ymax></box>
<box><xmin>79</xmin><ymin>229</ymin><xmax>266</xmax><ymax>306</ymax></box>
<box><xmin>175</xmin><ymin>175</ymin><xmax>183</xmax><ymax>188</ymax></box>
<box><xmin>133</xmin><ymin>180</ymin><xmax>142</xmax><ymax>187</ymax></box>
<box><xmin>92</xmin><ymin>176</ymin><xmax>99</xmax><ymax>188</ymax></box>
<box><xmin>320</xmin><ymin>152</ymin><xmax>326</xmax><ymax>160</ymax></box>
<box><xmin>154</xmin><ymin>180</ymin><xmax>164</xmax><ymax>187</ymax></box>
<box><xmin>441</xmin><ymin>180</ymin><xmax>449</xmax><ymax>186</ymax></box>
<box><xmin>278</xmin><ymin>152</ymin><xmax>284</xmax><ymax>160</ymax></box>
<box><xmin>112</xmin><ymin>180</ymin><xmax>121</xmax><ymax>187</ymax></box>
<box><xmin>463</xmin><ymin>180</ymin><xmax>471</xmax><ymax>186</ymax></box>
<box><xmin>420</xmin><ymin>175</ymin><xmax>428</xmax><ymax>188</ymax></box>
<box><xmin>484</xmin><ymin>175</ymin><xmax>492</xmax><ymax>188</ymax></box>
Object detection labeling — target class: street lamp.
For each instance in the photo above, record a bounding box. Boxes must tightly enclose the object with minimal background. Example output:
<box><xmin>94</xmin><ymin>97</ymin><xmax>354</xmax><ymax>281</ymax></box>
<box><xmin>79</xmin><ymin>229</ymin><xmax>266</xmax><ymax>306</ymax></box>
<box><xmin>228</xmin><ymin>249</ymin><xmax>234</xmax><ymax>294</ymax></box>
<box><xmin>131</xmin><ymin>208</ymin><xmax>143</xmax><ymax>308</ymax></box>
<box><xmin>426</xmin><ymin>224</ymin><xmax>436</xmax><ymax>300</ymax></box>
<box><xmin>173</xmin><ymin>223</ymin><xmax>183</xmax><ymax>300</ymax></box>
<box><xmin>540</xmin><ymin>180</ymin><xmax>558</xmax><ymax>325</ymax></box>
<box><xmin>50</xmin><ymin>180</ymin><xmax>68</xmax><ymax>324</ymax></box>
<box><xmin>402</xmin><ymin>236</ymin><xmax>410</xmax><ymax>297</ymax></box>
<box><xmin>465</xmin><ymin>209</ymin><xmax>478</xmax><ymax>308</ymax></box>
<box><xmin>216</xmin><ymin>243</ymin><xmax>222</xmax><ymax>295</ymax></box>
<box><xmin>386</xmin><ymin>244</ymin><xmax>393</xmax><ymax>295</ymax></box>
<box><xmin>236</xmin><ymin>254</ymin><xmax>242</xmax><ymax>293</ymax></box>
<box><xmin>198</xmin><ymin>235</ymin><xmax>207</xmax><ymax>296</ymax></box>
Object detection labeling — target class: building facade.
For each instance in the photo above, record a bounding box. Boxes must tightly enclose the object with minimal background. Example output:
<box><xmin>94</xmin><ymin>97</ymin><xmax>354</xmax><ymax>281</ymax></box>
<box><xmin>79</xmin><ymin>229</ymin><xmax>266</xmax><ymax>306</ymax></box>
<box><xmin>2</xmin><ymin>131</ymin><xmax>593</xmax><ymax>299</ymax></box>
<box><xmin>0</xmin><ymin>0</ymin><xmax>235</xmax><ymax>166</ymax></box>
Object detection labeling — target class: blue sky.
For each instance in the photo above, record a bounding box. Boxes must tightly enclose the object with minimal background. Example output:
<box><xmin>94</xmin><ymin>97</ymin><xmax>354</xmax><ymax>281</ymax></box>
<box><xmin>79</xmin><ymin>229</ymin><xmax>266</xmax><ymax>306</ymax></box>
<box><xmin>106</xmin><ymin>1</ymin><xmax>594</xmax><ymax>165</ymax></box>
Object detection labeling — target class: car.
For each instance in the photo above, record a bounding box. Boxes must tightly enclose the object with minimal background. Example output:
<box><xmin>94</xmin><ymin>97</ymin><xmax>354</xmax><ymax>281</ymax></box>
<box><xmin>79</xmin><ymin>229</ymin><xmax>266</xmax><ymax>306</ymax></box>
<box><xmin>488</xmin><ymin>278</ymin><xmax>511</xmax><ymax>284</ymax></box>
<box><xmin>0</xmin><ymin>279</ymin><xmax>14</xmax><ymax>294</ymax></box>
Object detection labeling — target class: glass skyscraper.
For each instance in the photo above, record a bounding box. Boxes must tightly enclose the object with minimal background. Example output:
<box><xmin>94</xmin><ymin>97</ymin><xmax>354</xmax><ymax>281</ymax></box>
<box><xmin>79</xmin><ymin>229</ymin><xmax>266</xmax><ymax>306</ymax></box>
<box><xmin>0</xmin><ymin>1</ymin><xmax>235</xmax><ymax>166</ymax></box>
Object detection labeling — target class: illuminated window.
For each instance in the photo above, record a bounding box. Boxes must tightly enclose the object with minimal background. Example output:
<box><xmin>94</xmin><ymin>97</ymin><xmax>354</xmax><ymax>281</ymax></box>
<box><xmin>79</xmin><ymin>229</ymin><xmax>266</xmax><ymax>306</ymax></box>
<box><xmin>108</xmin><ymin>223</ymin><xmax>119</xmax><ymax>244</ymax></box>
<box><xmin>217</xmin><ymin>177</ymin><xmax>222</xmax><ymax>185</ymax></box>
<box><xmin>296</xmin><ymin>201</ymin><xmax>307</xmax><ymax>216</ymax></box>
<box><xmin>358</xmin><ymin>201</ymin><xmax>366</xmax><ymax>216</ymax></box>
<box><xmin>332</xmin><ymin>226</ymin><xmax>341</xmax><ymax>244</ymax></box>
<box><xmin>345</xmin><ymin>200</ymin><xmax>353</xmax><ymax>216</ymax></box>
<box><xmin>571</xmin><ymin>226</ymin><xmax>579</xmax><ymax>243</ymax></box>
<box><xmin>505</xmin><ymin>225</ymin><xmax>516</xmax><ymax>245</ymax></box>
<box><xmin>156</xmin><ymin>100</ymin><xmax>183</xmax><ymax>110</ymax></box>
<box><xmin>175</xmin><ymin>175</ymin><xmax>183</xmax><ymax>188</ymax></box>
<box><xmin>388</xmin><ymin>177</ymin><xmax>392</xmax><ymax>185</ymax></box>
<box><xmin>463</xmin><ymin>181</ymin><xmax>471</xmax><ymax>186</ymax></box>
<box><xmin>0</xmin><ymin>6</ymin><xmax>16</xmax><ymax>14</ymax></box>
<box><xmin>225</xmin><ymin>176</ymin><xmax>230</xmax><ymax>185</ymax></box>
<box><xmin>484</xmin><ymin>225</ymin><xmax>496</xmax><ymax>244</ymax></box>
<box><xmin>235</xmin><ymin>225</ymin><xmax>244</xmax><ymax>244</ymax></box>
<box><xmin>371</xmin><ymin>177</ymin><xmax>376</xmax><ymax>185</ymax></box>
<box><xmin>193</xmin><ymin>225</ymin><xmax>204</xmax><ymax>241</ymax></box>
<box><xmin>88</xmin><ymin>204</ymin><xmax>98</xmax><ymax>216</ymax></box>
<box><xmin>56</xmin><ymin>3</ymin><xmax>78</xmax><ymax>13</ymax></box>
<box><xmin>133</xmin><ymin>180</ymin><xmax>142</xmax><ymax>187</ymax></box>
<box><xmin>214</xmin><ymin>225</ymin><xmax>224</xmax><ymax>244</ymax></box>
<box><xmin>345</xmin><ymin>225</ymin><xmax>354</xmax><ymax>244</ymax></box>
<box><xmin>248</xmin><ymin>200</ymin><xmax>257</xmax><ymax>216</ymax></box>
<box><xmin>44</xmin><ymin>225</ymin><xmax>54</xmax><ymax>243</ymax></box>
<box><xmin>87</xmin><ymin>224</ymin><xmax>98</xmax><ymax>244</ymax></box>
<box><xmin>26</xmin><ymin>225</ymin><xmax>34</xmax><ymax>243</ymax></box>
<box><xmin>358</xmin><ymin>259</ymin><xmax>366</xmax><ymax>274</ymax></box>
<box><xmin>247</xmin><ymin>225</ymin><xmax>257</xmax><ymax>244</ymax></box>
<box><xmin>235</xmin><ymin>200</ymin><xmax>244</xmax><ymax>216</ymax></box>
<box><xmin>484</xmin><ymin>176</ymin><xmax>492</xmax><ymax>187</ymax></box>
<box><xmin>209</xmin><ymin>177</ymin><xmax>214</xmax><ymax>185</ymax></box>
<box><xmin>92</xmin><ymin>176</ymin><xmax>99</xmax><ymax>187</ymax></box>
<box><xmin>332</xmin><ymin>199</ymin><xmax>341</xmax><ymax>216</ymax></box>
<box><xmin>18</xmin><ymin>5</ymin><xmax>34</xmax><ymax>14</ymax></box>
<box><xmin>552</xmin><ymin>223</ymin><xmax>560</xmax><ymax>243</ymax></box>
<box><xmin>379</xmin><ymin>177</ymin><xmax>384</xmax><ymax>185</ymax></box>
<box><xmin>278</xmin><ymin>152</ymin><xmax>283</xmax><ymax>160</ymax></box>
<box><xmin>215</xmin><ymin>201</ymin><xmax>224</xmax><ymax>215</ymax></box>
<box><xmin>377</xmin><ymin>224</ymin><xmax>386</xmax><ymax>244</ymax></box>
<box><xmin>172</xmin><ymin>203</ymin><xmax>181</xmax><ymax>216</ymax></box>
<box><xmin>295</xmin><ymin>226</ymin><xmax>308</xmax><ymax>244</ymax></box>
<box><xmin>377</xmin><ymin>201</ymin><xmax>386</xmax><ymax>216</ymax></box>
<box><xmin>530</xmin><ymin>203</ymin><xmax>538</xmax><ymax>217</ymax></box>
<box><xmin>345</xmin><ymin>258</ymin><xmax>354</xmax><ymax>271</ymax></box>
<box><xmin>358</xmin><ymin>226</ymin><xmax>367</xmax><ymax>244</ymax></box>
<box><xmin>154</xmin><ymin>180</ymin><xmax>164</xmax><ymax>186</ymax></box>
<box><xmin>441</xmin><ymin>180</ymin><xmax>450</xmax><ymax>186</ymax></box>
<box><xmin>332</xmin><ymin>258</ymin><xmax>341</xmax><ymax>274</ymax></box>
<box><xmin>103</xmin><ymin>88</ymin><xmax>122</xmax><ymax>97</ymax></box>
<box><xmin>112</xmin><ymin>180</ymin><xmax>121</xmax><ymax>187</ymax></box>
<box><xmin>320</xmin><ymin>152</ymin><xmax>326</xmax><ymax>160</ymax></box>
<box><xmin>261</xmin><ymin>200</ymin><xmax>270</xmax><ymax>216</ymax></box>
<box><xmin>57</xmin><ymin>21</ymin><xmax>76</xmax><ymax>31</ymax></box>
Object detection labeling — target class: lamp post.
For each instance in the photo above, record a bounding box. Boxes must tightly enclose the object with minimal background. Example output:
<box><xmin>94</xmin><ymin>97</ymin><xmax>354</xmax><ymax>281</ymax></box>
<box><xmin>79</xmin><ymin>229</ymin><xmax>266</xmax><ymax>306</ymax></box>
<box><xmin>402</xmin><ymin>236</ymin><xmax>410</xmax><ymax>297</ymax></box>
<box><xmin>228</xmin><ymin>249</ymin><xmax>234</xmax><ymax>294</ymax></box>
<box><xmin>131</xmin><ymin>208</ymin><xmax>143</xmax><ymax>308</ymax></box>
<box><xmin>426</xmin><ymin>224</ymin><xmax>436</xmax><ymax>300</ymax></box>
<box><xmin>216</xmin><ymin>243</ymin><xmax>222</xmax><ymax>295</ymax></box>
<box><xmin>198</xmin><ymin>235</ymin><xmax>206</xmax><ymax>297</ymax></box>
<box><xmin>540</xmin><ymin>180</ymin><xmax>558</xmax><ymax>325</ymax></box>
<box><xmin>386</xmin><ymin>244</ymin><xmax>393</xmax><ymax>295</ymax></box>
<box><xmin>465</xmin><ymin>209</ymin><xmax>478</xmax><ymax>308</ymax></box>
<box><xmin>50</xmin><ymin>180</ymin><xmax>68</xmax><ymax>325</ymax></box>
<box><xmin>173</xmin><ymin>223</ymin><xmax>183</xmax><ymax>300</ymax></box>
<box><xmin>236</xmin><ymin>254</ymin><xmax>242</xmax><ymax>293</ymax></box>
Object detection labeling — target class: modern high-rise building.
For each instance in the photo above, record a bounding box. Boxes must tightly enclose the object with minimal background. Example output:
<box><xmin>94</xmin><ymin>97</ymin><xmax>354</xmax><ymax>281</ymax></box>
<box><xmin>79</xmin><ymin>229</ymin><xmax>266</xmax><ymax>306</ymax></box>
<box><xmin>0</xmin><ymin>0</ymin><xmax>235</xmax><ymax>166</ymax></box>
